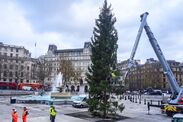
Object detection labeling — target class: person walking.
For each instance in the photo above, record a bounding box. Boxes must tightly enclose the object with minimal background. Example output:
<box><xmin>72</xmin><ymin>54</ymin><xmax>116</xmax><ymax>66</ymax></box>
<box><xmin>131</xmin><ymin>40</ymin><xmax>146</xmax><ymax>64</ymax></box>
<box><xmin>49</xmin><ymin>105</ymin><xmax>56</xmax><ymax>122</ymax></box>
<box><xmin>11</xmin><ymin>109</ymin><xmax>15</xmax><ymax>122</ymax></box>
<box><xmin>22</xmin><ymin>107</ymin><xmax>29</xmax><ymax>122</ymax></box>
<box><xmin>12</xmin><ymin>109</ymin><xmax>18</xmax><ymax>122</ymax></box>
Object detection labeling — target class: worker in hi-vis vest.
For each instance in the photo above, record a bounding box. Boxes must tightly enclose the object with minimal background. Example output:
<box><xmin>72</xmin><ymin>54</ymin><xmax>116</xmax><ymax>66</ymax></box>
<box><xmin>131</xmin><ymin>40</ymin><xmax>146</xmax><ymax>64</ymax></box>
<box><xmin>22</xmin><ymin>107</ymin><xmax>29</xmax><ymax>122</ymax></box>
<box><xmin>49</xmin><ymin>105</ymin><xmax>56</xmax><ymax>122</ymax></box>
<box><xmin>11</xmin><ymin>109</ymin><xmax>18</xmax><ymax>122</ymax></box>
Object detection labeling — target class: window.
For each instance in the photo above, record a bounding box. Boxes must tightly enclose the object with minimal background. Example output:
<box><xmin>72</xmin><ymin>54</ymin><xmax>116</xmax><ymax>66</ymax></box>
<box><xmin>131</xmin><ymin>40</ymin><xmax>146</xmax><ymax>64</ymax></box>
<box><xmin>11</xmin><ymin>48</ymin><xmax>13</xmax><ymax>52</ymax></box>
<box><xmin>15</xmin><ymin>71</ymin><xmax>18</xmax><ymax>77</ymax></box>
<box><xmin>4</xmin><ymin>64</ymin><xmax>7</xmax><ymax>69</ymax></box>
<box><xmin>16</xmin><ymin>54</ymin><xmax>18</xmax><ymax>58</ymax></box>
<box><xmin>10</xmin><ymin>65</ymin><xmax>13</xmax><ymax>69</ymax></box>
<box><xmin>15</xmin><ymin>65</ymin><xmax>18</xmax><ymax>69</ymax></box>
<box><xmin>21</xmin><ymin>72</ymin><xmax>23</xmax><ymax>77</ymax></box>
<box><xmin>10</xmin><ymin>53</ymin><xmax>13</xmax><ymax>57</ymax></box>
<box><xmin>3</xmin><ymin>71</ymin><xmax>7</xmax><ymax>77</ymax></box>
<box><xmin>21</xmin><ymin>65</ymin><xmax>24</xmax><ymax>70</ymax></box>
<box><xmin>4</xmin><ymin>53</ymin><xmax>7</xmax><ymax>56</ymax></box>
<box><xmin>16</xmin><ymin>48</ymin><xmax>19</xmax><ymax>52</ymax></box>
<box><xmin>9</xmin><ymin>72</ymin><xmax>13</xmax><ymax>77</ymax></box>
<box><xmin>4</xmin><ymin>58</ymin><xmax>7</xmax><ymax>62</ymax></box>
<box><xmin>27</xmin><ymin>66</ymin><xmax>29</xmax><ymax>70</ymax></box>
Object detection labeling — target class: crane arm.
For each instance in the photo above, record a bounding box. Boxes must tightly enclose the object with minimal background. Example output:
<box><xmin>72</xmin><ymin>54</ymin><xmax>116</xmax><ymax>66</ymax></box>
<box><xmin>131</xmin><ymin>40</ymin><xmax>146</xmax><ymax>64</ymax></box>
<box><xmin>123</xmin><ymin>12</ymin><xmax>148</xmax><ymax>81</ymax></box>
<box><xmin>141</xmin><ymin>12</ymin><xmax>182</xmax><ymax>104</ymax></box>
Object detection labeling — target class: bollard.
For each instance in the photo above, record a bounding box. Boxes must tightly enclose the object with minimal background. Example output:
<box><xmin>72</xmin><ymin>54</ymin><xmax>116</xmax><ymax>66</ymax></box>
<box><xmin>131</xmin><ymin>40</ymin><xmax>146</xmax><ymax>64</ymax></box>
<box><xmin>139</xmin><ymin>98</ymin><xmax>141</xmax><ymax>104</ymax></box>
<box><xmin>125</xmin><ymin>96</ymin><xmax>127</xmax><ymax>100</ymax></box>
<box><xmin>150</xmin><ymin>100</ymin><xmax>152</xmax><ymax>105</ymax></box>
<box><xmin>135</xmin><ymin>98</ymin><xmax>137</xmax><ymax>103</ymax></box>
<box><xmin>144</xmin><ymin>99</ymin><xmax>146</xmax><ymax>105</ymax></box>
<box><xmin>147</xmin><ymin>102</ymin><xmax>150</xmax><ymax>115</ymax></box>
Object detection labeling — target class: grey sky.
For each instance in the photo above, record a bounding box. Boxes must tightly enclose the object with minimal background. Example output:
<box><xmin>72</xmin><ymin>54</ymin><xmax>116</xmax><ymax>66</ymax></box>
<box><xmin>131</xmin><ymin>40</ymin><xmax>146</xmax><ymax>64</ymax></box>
<box><xmin>0</xmin><ymin>0</ymin><xmax>183</xmax><ymax>63</ymax></box>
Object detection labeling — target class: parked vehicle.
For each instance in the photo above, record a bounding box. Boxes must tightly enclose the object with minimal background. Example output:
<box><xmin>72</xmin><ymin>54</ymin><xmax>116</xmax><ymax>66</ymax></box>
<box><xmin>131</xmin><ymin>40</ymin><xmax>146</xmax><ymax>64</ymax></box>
<box><xmin>72</xmin><ymin>95</ymin><xmax>88</xmax><ymax>108</ymax></box>
<box><xmin>149</xmin><ymin>90</ymin><xmax>162</xmax><ymax>95</ymax></box>
<box><xmin>172</xmin><ymin>114</ymin><xmax>183</xmax><ymax>122</ymax></box>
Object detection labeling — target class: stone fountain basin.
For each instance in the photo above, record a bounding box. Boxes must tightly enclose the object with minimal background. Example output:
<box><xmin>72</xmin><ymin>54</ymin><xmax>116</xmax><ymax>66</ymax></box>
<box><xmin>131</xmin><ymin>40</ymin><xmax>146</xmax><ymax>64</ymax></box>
<box><xmin>50</xmin><ymin>92</ymin><xmax>71</xmax><ymax>99</ymax></box>
<box><xmin>11</xmin><ymin>94</ymin><xmax>73</xmax><ymax>105</ymax></box>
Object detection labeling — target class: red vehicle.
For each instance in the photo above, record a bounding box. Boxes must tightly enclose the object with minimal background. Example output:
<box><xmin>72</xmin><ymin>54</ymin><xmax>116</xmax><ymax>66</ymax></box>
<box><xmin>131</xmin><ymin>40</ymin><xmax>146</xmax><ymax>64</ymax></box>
<box><xmin>0</xmin><ymin>82</ymin><xmax>17</xmax><ymax>89</ymax></box>
<box><xmin>0</xmin><ymin>82</ymin><xmax>43</xmax><ymax>90</ymax></box>
<box><xmin>19</xmin><ymin>83</ymin><xmax>43</xmax><ymax>90</ymax></box>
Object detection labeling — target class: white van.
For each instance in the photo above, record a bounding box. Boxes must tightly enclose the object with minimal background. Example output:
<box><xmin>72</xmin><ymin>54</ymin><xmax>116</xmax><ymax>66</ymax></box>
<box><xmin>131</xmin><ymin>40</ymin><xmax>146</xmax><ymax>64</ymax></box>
<box><xmin>172</xmin><ymin>114</ymin><xmax>183</xmax><ymax>122</ymax></box>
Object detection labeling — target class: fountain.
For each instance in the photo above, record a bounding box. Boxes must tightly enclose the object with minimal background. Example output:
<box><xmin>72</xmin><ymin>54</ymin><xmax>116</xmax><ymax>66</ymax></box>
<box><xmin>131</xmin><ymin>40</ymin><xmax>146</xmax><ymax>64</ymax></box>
<box><xmin>50</xmin><ymin>72</ymin><xmax>71</xmax><ymax>99</ymax></box>
<box><xmin>12</xmin><ymin>72</ymin><xmax>73</xmax><ymax>105</ymax></box>
<box><xmin>52</xmin><ymin>72</ymin><xmax>63</xmax><ymax>92</ymax></box>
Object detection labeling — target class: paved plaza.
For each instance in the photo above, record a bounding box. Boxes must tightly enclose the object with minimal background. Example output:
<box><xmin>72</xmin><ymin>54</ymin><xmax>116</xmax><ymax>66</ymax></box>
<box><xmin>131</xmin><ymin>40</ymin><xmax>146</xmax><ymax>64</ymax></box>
<box><xmin>0</xmin><ymin>96</ymin><xmax>172</xmax><ymax>122</ymax></box>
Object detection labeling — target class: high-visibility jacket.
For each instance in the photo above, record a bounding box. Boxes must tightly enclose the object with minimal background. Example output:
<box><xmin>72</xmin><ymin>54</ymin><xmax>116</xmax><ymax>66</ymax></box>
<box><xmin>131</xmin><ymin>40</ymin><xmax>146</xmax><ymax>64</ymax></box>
<box><xmin>11</xmin><ymin>111</ymin><xmax>14</xmax><ymax>120</ymax></box>
<box><xmin>12</xmin><ymin>112</ymin><xmax>18</xmax><ymax>122</ymax></box>
<box><xmin>49</xmin><ymin>108</ymin><xmax>56</xmax><ymax>117</ymax></box>
<box><xmin>22</xmin><ymin>110</ymin><xmax>28</xmax><ymax>122</ymax></box>
<box><xmin>111</xmin><ymin>72</ymin><xmax>116</xmax><ymax>78</ymax></box>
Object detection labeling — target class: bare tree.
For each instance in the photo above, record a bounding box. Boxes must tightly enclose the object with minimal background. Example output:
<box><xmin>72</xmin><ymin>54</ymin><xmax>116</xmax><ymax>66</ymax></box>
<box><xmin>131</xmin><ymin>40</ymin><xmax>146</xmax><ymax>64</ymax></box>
<box><xmin>58</xmin><ymin>58</ymin><xmax>75</xmax><ymax>85</ymax></box>
<box><xmin>73</xmin><ymin>67</ymin><xmax>83</xmax><ymax>84</ymax></box>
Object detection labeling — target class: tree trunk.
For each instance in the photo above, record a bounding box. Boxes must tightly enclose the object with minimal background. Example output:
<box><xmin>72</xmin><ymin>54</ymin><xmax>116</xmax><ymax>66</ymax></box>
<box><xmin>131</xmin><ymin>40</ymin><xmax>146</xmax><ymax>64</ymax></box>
<box><xmin>103</xmin><ymin>90</ymin><xmax>107</xmax><ymax>118</ymax></box>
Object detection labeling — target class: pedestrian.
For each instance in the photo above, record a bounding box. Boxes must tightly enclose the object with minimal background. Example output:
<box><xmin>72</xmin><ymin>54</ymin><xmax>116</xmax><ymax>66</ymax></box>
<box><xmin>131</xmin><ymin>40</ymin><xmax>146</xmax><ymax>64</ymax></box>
<box><xmin>11</xmin><ymin>109</ymin><xmax>15</xmax><ymax>122</ymax></box>
<box><xmin>22</xmin><ymin>107</ymin><xmax>29</xmax><ymax>122</ymax></box>
<box><xmin>12</xmin><ymin>109</ymin><xmax>18</xmax><ymax>122</ymax></box>
<box><xmin>49</xmin><ymin>105</ymin><xmax>56</xmax><ymax>122</ymax></box>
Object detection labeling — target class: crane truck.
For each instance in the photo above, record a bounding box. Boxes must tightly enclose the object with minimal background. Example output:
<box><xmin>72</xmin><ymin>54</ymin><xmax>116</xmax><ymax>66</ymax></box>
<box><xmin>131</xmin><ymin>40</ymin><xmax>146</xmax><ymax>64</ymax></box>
<box><xmin>125</xmin><ymin>12</ymin><xmax>183</xmax><ymax>117</ymax></box>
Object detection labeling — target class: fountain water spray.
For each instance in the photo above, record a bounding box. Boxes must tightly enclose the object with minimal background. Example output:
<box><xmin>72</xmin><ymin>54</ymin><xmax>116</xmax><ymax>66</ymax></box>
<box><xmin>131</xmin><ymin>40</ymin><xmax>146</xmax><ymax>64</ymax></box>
<box><xmin>52</xmin><ymin>72</ymin><xmax>63</xmax><ymax>92</ymax></box>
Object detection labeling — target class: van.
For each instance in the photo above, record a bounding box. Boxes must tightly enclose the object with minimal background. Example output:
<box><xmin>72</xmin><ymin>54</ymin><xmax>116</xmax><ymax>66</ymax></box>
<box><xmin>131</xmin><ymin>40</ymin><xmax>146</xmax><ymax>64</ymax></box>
<box><xmin>72</xmin><ymin>95</ymin><xmax>88</xmax><ymax>108</ymax></box>
<box><xmin>172</xmin><ymin>113</ymin><xmax>183</xmax><ymax>122</ymax></box>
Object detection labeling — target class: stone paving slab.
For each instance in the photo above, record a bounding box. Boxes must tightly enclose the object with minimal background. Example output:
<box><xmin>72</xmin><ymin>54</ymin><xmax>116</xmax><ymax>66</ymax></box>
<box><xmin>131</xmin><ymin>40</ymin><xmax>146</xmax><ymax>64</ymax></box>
<box><xmin>0</xmin><ymin>96</ymin><xmax>172</xmax><ymax>122</ymax></box>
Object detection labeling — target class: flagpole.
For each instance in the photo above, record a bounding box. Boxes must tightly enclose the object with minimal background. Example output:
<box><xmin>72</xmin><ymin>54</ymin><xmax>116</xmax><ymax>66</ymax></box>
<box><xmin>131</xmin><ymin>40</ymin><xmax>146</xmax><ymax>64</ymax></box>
<box><xmin>35</xmin><ymin>42</ymin><xmax>37</xmax><ymax>58</ymax></box>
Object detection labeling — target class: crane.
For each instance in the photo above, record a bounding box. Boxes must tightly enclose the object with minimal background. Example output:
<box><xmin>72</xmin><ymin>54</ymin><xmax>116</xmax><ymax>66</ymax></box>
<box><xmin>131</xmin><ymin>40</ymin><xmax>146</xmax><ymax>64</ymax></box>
<box><xmin>125</xmin><ymin>12</ymin><xmax>183</xmax><ymax>116</ymax></box>
<box><xmin>141</xmin><ymin>12</ymin><xmax>182</xmax><ymax>105</ymax></box>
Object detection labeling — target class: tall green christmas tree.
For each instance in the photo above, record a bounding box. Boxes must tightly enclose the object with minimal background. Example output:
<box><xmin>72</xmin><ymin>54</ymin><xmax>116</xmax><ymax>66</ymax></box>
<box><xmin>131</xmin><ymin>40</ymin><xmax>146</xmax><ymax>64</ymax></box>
<box><xmin>86</xmin><ymin>0</ymin><xmax>118</xmax><ymax>117</ymax></box>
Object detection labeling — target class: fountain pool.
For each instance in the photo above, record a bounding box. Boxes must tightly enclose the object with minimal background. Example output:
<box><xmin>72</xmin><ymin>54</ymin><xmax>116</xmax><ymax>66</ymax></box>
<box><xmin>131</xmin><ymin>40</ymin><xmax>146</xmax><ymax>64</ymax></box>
<box><xmin>11</xmin><ymin>73</ymin><xmax>87</xmax><ymax>105</ymax></box>
<box><xmin>12</xmin><ymin>94</ymin><xmax>79</xmax><ymax>105</ymax></box>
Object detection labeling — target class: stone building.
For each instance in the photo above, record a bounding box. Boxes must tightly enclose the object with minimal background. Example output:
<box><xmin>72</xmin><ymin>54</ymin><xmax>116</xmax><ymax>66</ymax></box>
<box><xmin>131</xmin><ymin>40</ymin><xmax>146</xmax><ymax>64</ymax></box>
<box><xmin>125</xmin><ymin>58</ymin><xmax>183</xmax><ymax>91</ymax></box>
<box><xmin>40</xmin><ymin>42</ymin><xmax>91</xmax><ymax>85</ymax></box>
<box><xmin>0</xmin><ymin>42</ymin><xmax>38</xmax><ymax>83</ymax></box>
<box><xmin>117</xmin><ymin>59</ymin><xmax>141</xmax><ymax>86</ymax></box>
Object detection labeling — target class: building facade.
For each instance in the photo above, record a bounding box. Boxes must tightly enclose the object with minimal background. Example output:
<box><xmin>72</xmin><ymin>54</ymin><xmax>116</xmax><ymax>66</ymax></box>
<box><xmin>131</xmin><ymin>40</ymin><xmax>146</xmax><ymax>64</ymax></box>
<box><xmin>41</xmin><ymin>42</ymin><xmax>91</xmax><ymax>85</ymax></box>
<box><xmin>117</xmin><ymin>59</ymin><xmax>141</xmax><ymax>86</ymax></box>
<box><xmin>0</xmin><ymin>42</ymin><xmax>38</xmax><ymax>83</ymax></box>
<box><xmin>124</xmin><ymin>58</ymin><xmax>183</xmax><ymax>91</ymax></box>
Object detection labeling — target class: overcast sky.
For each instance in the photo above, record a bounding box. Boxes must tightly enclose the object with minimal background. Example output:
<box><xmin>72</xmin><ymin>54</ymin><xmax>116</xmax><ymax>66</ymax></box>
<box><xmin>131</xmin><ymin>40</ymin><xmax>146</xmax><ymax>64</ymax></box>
<box><xmin>0</xmin><ymin>0</ymin><xmax>183</xmax><ymax>63</ymax></box>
